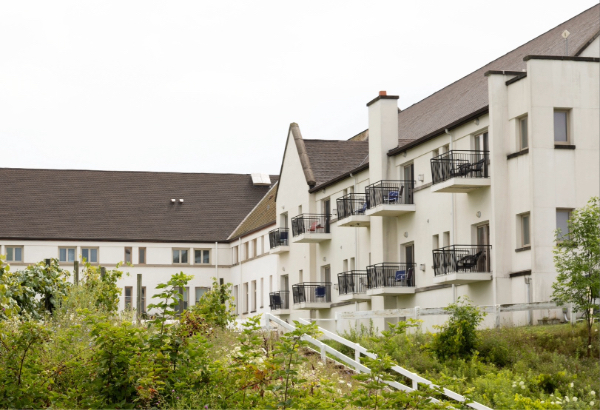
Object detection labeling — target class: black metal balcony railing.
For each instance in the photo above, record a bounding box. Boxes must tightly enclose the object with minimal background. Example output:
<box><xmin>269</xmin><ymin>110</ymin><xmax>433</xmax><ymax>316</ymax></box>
<box><xmin>291</xmin><ymin>214</ymin><xmax>331</xmax><ymax>237</ymax></box>
<box><xmin>338</xmin><ymin>271</ymin><xmax>369</xmax><ymax>295</ymax></box>
<box><xmin>336</xmin><ymin>193</ymin><xmax>369</xmax><ymax>220</ymax></box>
<box><xmin>269</xmin><ymin>291</ymin><xmax>290</xmax><ymax>310</ymax></box>
<box><xmin>269</xmin><ymin>228</ymin><xmax>289</xmax><ymax>249</ymax></box>
<box><xmin>366</xmin><ymin>263</ymin><xmax>416</xmax><ymax>288</ymax></box>
<box><xmin>432</xmin><ymin>245</ymin><xmax>492</xmax><ymax>276</ymax></box>
<box><xmin>430</xmin><ymin>150</ymin><xmax>490</xmax><ymax>185</ymax></box>
<box><xmin>292</xmin><ymin>282</ymin><xmax>332</xmax><ymax>304</ymax></box>
<box><xmin>365</xmin><ymin>180</ymin><xmax>414</xmax><ymax>209</ymax></box>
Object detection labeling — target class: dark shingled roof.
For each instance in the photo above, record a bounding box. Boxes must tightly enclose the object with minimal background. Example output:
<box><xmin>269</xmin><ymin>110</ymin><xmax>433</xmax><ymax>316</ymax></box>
<box><xmin>0</xmin><ymin>168</ymin><xmax>278</xmax><ymax>243</ymax></box>
<box><xmin>228</xmin><ymin>182</ymin><xmax>277</xmax><ymax>239</ymax></box>
<box><xmin>394</xmin><ymin>4</ymin><xmax>599</xmax><ymax>146</ymax></box>
<box><xmin>302</xmin><ymin>140</ymin><xmax>368</xmax><ymax>188</ymax></box>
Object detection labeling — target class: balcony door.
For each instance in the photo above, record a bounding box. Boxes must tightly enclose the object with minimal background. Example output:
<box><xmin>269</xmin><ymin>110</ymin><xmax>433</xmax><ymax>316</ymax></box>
<box><xmin>324</xmin><ymin>199</ymin><xmax>331</xmax><ymax>233</ymax></box>
<box><xmin>405</xmin><ymin>244</ymin><xmax>414</xmax><ymax>286</ymax></box>
<box><xmin>322</xmin><ymin>266</ymin><xmax>331</xmax><ymax>283</ymax></box>
<box><xmin>403</xmin><ymin>164</ymin><xmax>414</xmax><ymax>204</ymax></box>
<box><xmin>281</xmin><ymin>274</ymin><xmax>289</xmax><ymax>291</ymax></box>
<box><xmin>474</xmin><ymin>132</ymin><xmax>489</xmax><ymax>152</ymax></box>
<box><xmin>476</xmin><ymin>224</ymin><xmax>490</xmax><ymax>272</ymax></box>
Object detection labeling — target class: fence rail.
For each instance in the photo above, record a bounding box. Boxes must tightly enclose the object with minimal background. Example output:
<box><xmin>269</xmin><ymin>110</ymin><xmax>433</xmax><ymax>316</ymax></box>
<box><xmin>292</xmin><ymin>282</ymin><xmax>332</xmax><ymax>304</ymax></box>
<box><xmin>263</xmin><ymin>313</ymin><xmax>492</xmax><ymax>410</ymax></box>
<box><xmin>269</xmin><ymin>290</ymin><xmax>290</xmax><ymax>310</ymax></box>
<box><xmin>366</xmin><ymin>180</ymin><xmax>414</xmax><ymax>208</ymax></box>
<box><xmin>269</xmin><ymin>228</ymin><xmax>289</xmax><ymax>248</ymax></box>
<box><xmin>291</xmin><ymin>214</ymin><xmax>331</xmax><ymax>236</ymax></box>
<box><xmin>338</xmin><ymin>271</ymin><xmax>369</xmax><ymax>295</ymax></box>
<box><xmin>433</xmin><ymin>245</ymin><xmax>491</xmax><ymax>276</ymax></box>
<box><xmin>431</xmin><ymin>150</ymin><xmax>489</xmax><ymax>184</ymax></box>
<box><xmin>336</xmin><ymin>193</ymin><xmax>369</xmax><ymax>220</ymax></box>
<box><xmin>367</xmin><ymin>263</ymin><xmax>416</xmax><ymax>288</ymax></box>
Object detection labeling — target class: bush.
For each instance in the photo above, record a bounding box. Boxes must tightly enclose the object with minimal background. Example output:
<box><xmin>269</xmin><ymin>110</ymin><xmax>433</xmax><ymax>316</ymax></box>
<box><xmin>430</xmin><ymin>296</ymin><xmax>486</xmax><ymax>360</ymax></box>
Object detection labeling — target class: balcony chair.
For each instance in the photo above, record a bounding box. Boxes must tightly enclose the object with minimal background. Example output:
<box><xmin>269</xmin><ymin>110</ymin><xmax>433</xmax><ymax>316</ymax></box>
<box><xmin>384</xmin><ymin>186</ymin><xmax>404</xmax><ymax>204</ymax></box>
<box><xmin>308</xmin><ymin>221</ymin><xmax>324</xmax><ymax>233</ymax></box>
<box><xmin>355</xmin><ymin>202</ymin><xmax>367</xmax><ymax>215</ymax></box>
<box><xmin>270</xmin><ymin>294</ymin><xmax>282</xmax><ymax>310</ymax></box>
<box><xmin>279</xmin><ymin>231</ymin><xmax>288</xmax><ymax>246</ymax></box>
<box><xmin>456</xmin><ymin>251</ymin><xmax>483</xmax><ymax>271</ymax></box>
<box><xmin>395</xmin><ymin>269</ymin><xmax>406</xmax><ymax>283</ymax></box>
<box><xmin>315</xmin><ymin>286</ymin><xmax>327</xmax><ymax>299</ymax></box>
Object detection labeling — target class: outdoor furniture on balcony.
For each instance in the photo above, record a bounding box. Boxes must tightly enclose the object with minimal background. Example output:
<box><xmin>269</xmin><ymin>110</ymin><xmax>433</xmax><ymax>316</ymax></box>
<box><xmin>291</xmin><ymin>214</ymin><xmax>332</xmax><ymax>243</ymax></box>
<box><xmin>364</xmin><ymin>180</ymin><xmax>416</xmax><ymax>217</ymax></box>
<box><xmin>430</xmin><ymin>150</ymin><xmax>490</xmax><ymax>193</ymax></box>
<box><xmin>269</xmin><ymin>228</ymin><xmax>290</xmax><ymax>254</ymax></box>
<box><xmin>337</xmin><ymin>270</ymin><xmax>370</xmax><ymax>301</ymax></box>
<box><xmin>269</xmin><ymin>290</ymin><xmax>290</xmax><ymax>314</ymax></box>
<box><xmin>292</xmin><ymin>282</ymin><xmax>332</xmax><ymax>309</ymax></box>
<box><xmin>432</xmin><ymin>245</ymin><xmax>492</xmax><ymax>284</ymax></box>
<box><xmin>336</xmin><ymin>193</ymin><xmax>370</xmax><ymax>227</ymax></box>
<box><xmin>366</xmin><ymin>263</ymin><xmax>416</xmax><ymax>296</ymax></box>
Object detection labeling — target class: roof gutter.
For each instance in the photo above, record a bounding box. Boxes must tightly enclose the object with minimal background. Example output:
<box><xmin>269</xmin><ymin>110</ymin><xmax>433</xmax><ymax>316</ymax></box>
<box><xmin>387</xmin><ymin>105</ymin><xmax>489</xmax><ymax>157</ymax></box>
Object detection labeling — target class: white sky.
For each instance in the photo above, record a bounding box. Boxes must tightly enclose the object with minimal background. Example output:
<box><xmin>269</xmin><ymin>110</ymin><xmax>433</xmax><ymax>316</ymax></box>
<box><xmin>0</xmin><ymin>1</ymin><xmax>597</xmax><ymax>175</ymax></box>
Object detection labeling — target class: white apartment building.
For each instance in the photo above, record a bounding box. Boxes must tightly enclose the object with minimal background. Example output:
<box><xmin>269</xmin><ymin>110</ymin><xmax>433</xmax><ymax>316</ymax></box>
<box><xmin>1</xmin><ymin>6</ymin><xmax>598</xmax><ymax>332</ymax></box>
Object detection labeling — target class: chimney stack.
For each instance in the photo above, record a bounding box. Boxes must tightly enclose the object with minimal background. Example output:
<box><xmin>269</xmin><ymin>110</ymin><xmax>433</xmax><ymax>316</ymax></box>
<box><xmin>367</xmin><ymin>91</ymin><xmax>399</xmax><ymax>182</ymax></box>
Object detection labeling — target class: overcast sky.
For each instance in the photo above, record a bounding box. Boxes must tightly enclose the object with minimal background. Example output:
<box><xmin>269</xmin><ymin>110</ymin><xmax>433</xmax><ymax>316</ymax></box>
<box><xmin>0</xmin><ymin>1</ymin><xmax>597</xmax><ymax>175</ymax></box>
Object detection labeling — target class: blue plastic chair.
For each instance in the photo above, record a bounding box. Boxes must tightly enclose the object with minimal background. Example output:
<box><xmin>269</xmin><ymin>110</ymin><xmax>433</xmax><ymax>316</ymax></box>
<box><xmin>315</xmin><ymin>286</ymin><xmax>326</xmax><ymax>298</ymax></box>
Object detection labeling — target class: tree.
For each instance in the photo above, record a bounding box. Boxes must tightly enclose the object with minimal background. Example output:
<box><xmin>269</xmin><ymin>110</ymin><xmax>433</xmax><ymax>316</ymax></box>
<box><xmin>552</xmin><ymin>197</ymin><xmax>600</xmax><ymax>357</ymax></box>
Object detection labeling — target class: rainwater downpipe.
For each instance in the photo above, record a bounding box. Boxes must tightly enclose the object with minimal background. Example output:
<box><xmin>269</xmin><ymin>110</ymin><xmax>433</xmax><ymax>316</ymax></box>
<box><xmin>446</xmin><ymin>128</ymin><xmax>457</xmax><ymax>303</ymax></box>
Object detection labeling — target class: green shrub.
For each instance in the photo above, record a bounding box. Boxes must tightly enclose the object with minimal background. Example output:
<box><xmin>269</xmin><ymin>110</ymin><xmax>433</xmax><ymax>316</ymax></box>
<box><xmin>430</xmin><ymin>296</ymin><xmax>486</xmax><ymax>360</ymax></box>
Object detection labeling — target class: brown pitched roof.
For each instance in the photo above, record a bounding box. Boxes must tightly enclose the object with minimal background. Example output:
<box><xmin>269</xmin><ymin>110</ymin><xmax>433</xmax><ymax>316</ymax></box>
<box><xmin>302</xmin><ymin>139</ymin><xmax>368</xmax><ymax>188</ymax></box>
<box><xmin>392</xmin><ymin>4</ymin><xmax>599</xmax><ymax>151</ymax></box>
<box><xmin>0</xmin><ymin>168</ymin><xmax>278</xmax><ymax>243</ymax></box>
<box><xmin>228</xmin><ymin>182</ymin><xmax>277</xmax><ymax>239</ymax></box>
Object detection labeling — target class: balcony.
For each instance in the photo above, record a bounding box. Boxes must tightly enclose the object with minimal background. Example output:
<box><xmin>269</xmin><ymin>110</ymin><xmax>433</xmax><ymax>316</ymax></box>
<box><xmin>432</xmin><ymin>245</ymin><xmax>492</xmax><ymax>284</ymax></box>
<box><xmin>337</xmin><ymin>270</ymin><xmax>370</xmax><ymax>302</ymax></box>
<box><xmin>292</xmin><ymin>282</ymin><xmax>332</xmax><ymax>309</ymax></box>
<box><xmin>336</xmin><ymin>193</ymin><xmax>370</xmax><ymax>227</ymax></box>
<box><xmin>269</xmin><ymin>228</ymin><xmax>290</xmax><ymax>254</ymax></box>
<box><xmin>364</xmin><ymin>180</ymin><xmax>416</xmax><ymax>217</ymax></box>
<box><xmin>430</xmin><ymin>150</ymin><xmax>491</xmax><ymax>193</ymax></box>
<box><xmin>269</xmin><ymin>291</ymin><xmax>290</xmax><ymax>314</ymax></box>
<box><xmin>291</xmin><ymin>214</ymin><xmax>332</xmax><ymax>243</ymax></box>
<box><xmin>366</xmin><ymin>263</ymin><xmax>416</xmax><ymax>295</ymax></box>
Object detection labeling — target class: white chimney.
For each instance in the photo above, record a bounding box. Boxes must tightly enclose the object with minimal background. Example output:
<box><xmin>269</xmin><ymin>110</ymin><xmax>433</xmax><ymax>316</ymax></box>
<box><xmin>367</xmin><ymin>91</ymin><xmax>399</xmax><ymax>182</ymax></box>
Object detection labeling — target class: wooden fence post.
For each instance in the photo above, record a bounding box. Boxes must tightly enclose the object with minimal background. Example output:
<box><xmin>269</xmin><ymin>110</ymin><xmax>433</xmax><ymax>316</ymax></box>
<box><xmin>320</xmin><ymin>342</ymin><xmax>327</xmax><ymax>363</ymax></box>
<box><xmin>136</xmin><ymin>274</ymin><xmax>142</xmax><ymax>322</ymax></box>
<box><xmin>100</xmin><ymin>267</ymin><xmax>106</xmax><ymax>281</ymax></box>
<box><xmin>74</xmin><ymin>261</ymin><xmax>79</xmax><ymax>285</ymax></box>
<box><xmin>495</xmin><ymin>304</ymin><xmax>501</xmax><ymax>328</ymax></box>
<box><xmin>568</xmin><ymin>303</ymin><xmax>576</xmax><ymax>325</ymax></box>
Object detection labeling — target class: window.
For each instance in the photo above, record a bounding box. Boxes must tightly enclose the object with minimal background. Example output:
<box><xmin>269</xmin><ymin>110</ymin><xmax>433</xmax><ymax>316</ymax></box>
<box><xmin>443</xmin><ymin>231</ymin><xmax>450</xmax><ymax>247</ymax></box>
<box><xmin>124</xmin><ymin>247</ymin><xmax>132</xmax><ymax>264</ymax></box>
<box><xmin>124</xmin><ymin>287</ymin><xmax>133</xmax><ymax>310</ymax></box>
<box><xmin>173</xmin><ymin>249</ymin><xmax>189</xmax><ymax>264</ymax></box>
<box><xmin>350</xmin><ymin>257</ymin><xmax>355</xmax><ymax>271</ymax></box>
<box><xmin>252</xmin><ymin>239</ymin><xmax>257</xmax><ymax>258</ymax></box>
<box><xmin>518</xmin><ymin>116</ymin><xmax>528</xmax><ymax>150</ymax></box>
<box><xmin>554</xmin><ymin>110</ymin><xmax>569</xmax><ymax>144</ymax></box>
<box><xmin>520</xmin><ymin>213</ymin><xmax>531</xmax><ymax>247</ymax></box>
<box><xmin>432</xmin><ymin>234</ymin><xmax>439</xmax><ymax>250</ymax></box>
<box><xmin>260</xmin><ymin>278</ymin><xmax>264</xmax><ymax>308</ymax></box>
<box><xmin>233</xmin><ymin>246</ymin><xmax>239</xmax><ymax>264</ymax></box>
<box><xmin>474</xmin><ymin>131</ymin><xmax>489</xmax><ymax>151</ymax></box>
<box><xmin>556</xmin><ymin>209</ymin><xmax>572</xmax><ymax>241</ymax></box>
<box><xmin>141</xmin><ymin>286</ymin><xmax>146</xmax><ymax>313</ymax></box>
<box><xmin>6</xmin><ymin>246</ymin><xmax>23</xmax><ymax>262</ymax></box>
<box><xmin>81</xmin><ymin>248</ymin><xmax>98</xmax><ymax>263</ymax></box>
<box><xmin>251</xmin><ymin>280</ymin><xmax>257</xmax><ymax>312</ymax></box>
<box><xmin>432</xmin><ymin>148</ymin><xmax>439</xmax><ymax>158</ymax></box>
<box><xmin>139</xmin><ymin>247</ymin><xmax>146</xmax><ymax>264</ymax></box>
<box><xmin>343</xmin><ymin>259</ymin><xmax>348</xmax><ymax>272</ymax></box>
<box><xmin>195</xmin><ymin>287</ymin><xmax>209</xmax><ymax>304</ymax></box>
<box><xmin>244</xmin><ymin>242</ymin><xmax>249</xmax><ymax>260</ymax></box>
<box><xmin>243</xmin><ymin>283</ymin><xmax>249</xmax><ymax>313</ymax></box>
<box><xmin>181</xmin><ymin>287</ymin><xmax>189</xmax><ymax>310</ymax></box>
<box><xmin>59</xmin><ymin>247</ymin><xmax>76</xmax><ymax>262</ymax></box>
<box><xmin>194</xmin><ymin>249</ymin><xmax>210</xmax><ymax>264</ymax></box>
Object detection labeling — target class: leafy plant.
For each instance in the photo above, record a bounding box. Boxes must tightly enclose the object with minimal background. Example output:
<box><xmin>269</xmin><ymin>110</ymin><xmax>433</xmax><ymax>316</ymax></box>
<box><xmin>430</xmin><ymin>297</ymin><xmax>486</xmax><ymax>360</ymax></box>
<box><xmin>552</xmin><ymin>197</ymin><xmax>600</xmax><ymax>357</ymax></box>
<box><xmin>188</xmin><ymin>277</ymin><xmax>236</xmax><ymax>330</ymax></box>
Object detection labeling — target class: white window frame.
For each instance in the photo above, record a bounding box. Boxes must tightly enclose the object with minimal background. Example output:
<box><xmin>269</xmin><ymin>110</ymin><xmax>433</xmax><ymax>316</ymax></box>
<box><xmin>59</xmin><ymin>247</ymin><xmax>76</xmax><ymax>263</ymax></box>
<box><xmin>6</xmin><ymin>246</ymin><xmax>23</xmax><ymax>262</ymax></box>
<box><xmin>172</xmin><ymin>248</ymin><xmax>189</xmax><ymax>264</ymax></box>
<box><xmin>553</xmin><ymin>109</ymin><xmax>571</xmax><ymax>145</ymax></box>
<box><xmin>194</xmin><ymin>249</ymin><xmax>210</xmax><ymax>264</ymax></box>
<box><xmin>81</xmin><ymin>247</ymin><xmax>99</xmax><ymax>264</ymax></box>
<box><xmin>518</xmin><ymin>115</ymin><xmax>528</xmax><ymax>150</ymax></box>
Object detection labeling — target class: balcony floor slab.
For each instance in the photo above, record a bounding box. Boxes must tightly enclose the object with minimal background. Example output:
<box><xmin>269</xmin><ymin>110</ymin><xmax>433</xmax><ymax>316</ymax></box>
<box><xmin>433</xmin><ymin>272</ymin><xmax>492</xmax><ymax>284</ymax></box>
<box><xmin>270</xmin><ymin>309</ymin><xmax>290</xmax><ymax>315</ymax></box>
<box><xmin>337</xmin><ymin>215</ymin><xmax>370</xmax><ymax>227</ymax></box>
<box><xmin>292</xmin><ymin>233</ymin><xmax>332</xmax><ymax>243</ymax></box>
<box><xmin>365</xmin><ymin>204</ymin><xmax>416</xmax><ymax>217</ymax></box>
<box><xmin>367</xmin><ymin>287</ymin><xmax>415</xmax><ymax>296</ymax></box>
<box><xmin>293</xmin><ymin>302</ymin><xmax>331</xmax><ymax>310</ymax></box>
<box><xmin>270</xmin><ymin>246</ymin><xmax>290</xmax><ymax>254</ymax></box>
<box><xmin>338</xmin><ymin>293</ymin><xmax>371</xmax><ymax>302</ymax></box>
<box><xmin>431</xmin><ymin>177</ymin><xmax>491</xmax><ymax>193</ymax></box>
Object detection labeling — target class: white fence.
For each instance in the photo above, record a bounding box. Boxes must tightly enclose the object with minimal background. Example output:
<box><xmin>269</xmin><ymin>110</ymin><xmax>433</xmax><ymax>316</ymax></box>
<box><xmin>335</xmin><ymin>301</ymin><xmax>573</xmax><ymax>327</ymax></box>
<box><xmin>263</xmin><ymin>313</ymin><xmax>492</xmax><ymax>410</ymax></box>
